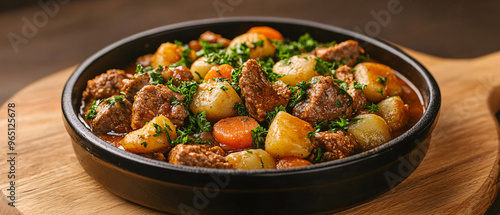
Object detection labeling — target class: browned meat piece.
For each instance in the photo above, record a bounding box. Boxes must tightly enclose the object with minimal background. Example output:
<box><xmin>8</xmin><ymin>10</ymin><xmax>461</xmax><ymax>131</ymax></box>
<box><xmin>131</xmin><ymin>85</ymin><xmax>188</xmax><ymax>129</ymax></box>
<box><xmin>315</xmin><ymin>40</ymin><xmax>363</xmax><ymax>67</ymax></box>
<box><xmin>272</xmin><ymin>80</ymin><xmax>292</xmax><ymax>101</ymax></box>
<box><xmin>82</xmin><ymin>69</ymin><xmax>131</xmax><ymax>102</ymax></box>
<box><xmin>189</xmin><ymin>40</ymin><xmax>202</xmax><ymax>52</ymax></box>
<box><xmin>189</xmin><ymin>31</ymin><xmax>231</xmax><ymax>51</ymax></box>
<box><xmin>309</xmin><ymin>130</ymin><xmax>357</xmax><ymax>162</ymax></box>
<box><xmin>199</xmin><ymin>31</ymin><xmax>231</xmax><ymax>47</ymax></box>
<box><xmin>334</xmin><ymin>65</ymin><xmax>354</xmax><ymax>84</ymax></box>
<box><xmin>136</xmin><ymin>54</ymin><xmax>153</xmax><ymax>67</ymax></box>
<box><xmin>168</xmin><ymin>144</ymin><xmax>233</xmax><ymax>169</ymax></box>
<box><xmin>334</xmin><ymin>65</ymin><xmax>367</xmax><ymax>114</ymax></box>
<box><xmin>293</xmin><ymin>76</ymin><xmax>365</xmax><ymax>125</ymax></box>
<box><xmin>163</xmin><ymin>66</ymin><xmax>193</xmax><ymax>85</ymax></box>
<box><xmin>121</xmin><ymin>73</ymin><xmax>151</xmax><ymax>102</ymax></box>
<box><xmin>88</xmin><ymin>96</ymin><xmax>132</xmax><ymax>134</ymax></box>
<box><xmin>239</xmin><ymin>60</ymin><xmax>291</xmax><ymax>122</ymax></box>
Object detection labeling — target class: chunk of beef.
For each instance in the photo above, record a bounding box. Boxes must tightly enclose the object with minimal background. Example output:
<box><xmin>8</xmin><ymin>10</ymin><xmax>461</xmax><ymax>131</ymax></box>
<box><xmin>88</xmin><ymin>96</ymin><xmax>132</xmax><ymax>134</ymax></box>
<box><xmin>199</xmin><ymin>31</ymin><xmax>231</xmax><ymax>47</ymax></box>
<box><xmin>82</xmin><ymin>69</ymin><xmax>131</xmax><ymax>102</ymax></box>
<box><xmin>131</xmin><ymin>85</ymin><xmax>188</xmax><ymax>129</ymax></box>
<box><xmin>293</xmin><ymin>76</ymin><xmax>365</xmax><ymax>125</ymax></box>
<box><xmin>189</xmin><ymin>31</ymin><xmax>231</xmax><ymax>51</ymax></box>
<box><xmin>239</xmin><ymin>60</ymin><xmax>291</xmax><ymax>122</ymax></box>
<box><xmin>334</xmin><ymin>65</ymin><xmax>355</xmax><ymax>84</ymax></box>
<box><xmin>168</xmin><ymin>144</ymin><xmax>233</xmax><ymax>169</ymax></box>
<box><xmin>136</xmin><ymin>54</ymin><xmax>153</xmax><ymax>67</ymax></box>
<box><xmin>121</xmin><ymin>73</ymin><xmax>151</xmax><ymax>102</ymax></box>
<box><xmin>163</xmin><ymin>66</ymin><xmax>194</xmax><ymax>85</ymax></box>
<box><xmin>335</xmin><ymin>65</ymin><xmax>367</xmax><ymax>114</ymax></box>
<box><xmin>309</xmin><ymin>130</ymin><xmax>357</xmax><ymax>162</ymax></box>
<box><xmin>315</xmin><ymin>40</ymin><xmax>363</xmax><ymax>67</ymax></box>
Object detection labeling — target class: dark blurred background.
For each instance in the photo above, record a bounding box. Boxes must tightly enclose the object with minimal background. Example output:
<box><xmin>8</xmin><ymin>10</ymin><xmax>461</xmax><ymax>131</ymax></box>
<box><xmin>1</xmin><ymin>0</ymin><xmax>499</xmax><ymax>213</ymax></box>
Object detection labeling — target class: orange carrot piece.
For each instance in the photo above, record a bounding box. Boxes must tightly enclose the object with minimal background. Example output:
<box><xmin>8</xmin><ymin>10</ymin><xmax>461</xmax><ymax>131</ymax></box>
<box><xmin>276</xmin><ymin>157</ymin><xmax>312</xmax><ymax>169</ymax></box>
<box><xmin>213</xmin><ymin>116</ymin><xmax>259</xmax><ymax>150</ymax></box>
<box><xmin>204</xmin><ymin>64</ymin><xmax>233</xmax><ymax>81</ymax></box>
<box><xmin>247</xmin><ymin>26</ymin><xmax>284</xmax><ymax>40</ymax></box>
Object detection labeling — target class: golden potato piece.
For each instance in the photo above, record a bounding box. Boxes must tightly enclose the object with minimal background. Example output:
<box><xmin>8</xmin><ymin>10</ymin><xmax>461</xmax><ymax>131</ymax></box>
<box><xmin>353</xmin><ymin>62</ymin><xmax>402</xmax><ymax>102</ymax></box>
<box><xmin>151</xmin><ymin>42</ymin><xmax>196</xmax><ymax>68</ymax></box>
<box><xmin>265</xmin><ymin>111</ymin><xmax>314</xmax><ymax>158</ymax></box>
<box><xmin>190</xmin><ymin>56</ymin><xmax>216</xmax><ymax>82</ymax></box>
<box><xmin>376</xmin><ymin>96</ymin><xmax>409</xmax><ymax>131</ymax></box>
<box><xmin>229</xmin><ymin>33</ymin><xmax>275</xmax><ymax>59</ymax></box>
<box><xmin>348</xmin><ymin>114</ymin><xmax>391</xmax><ymax>152</ymax></box>
<box><xmin>273</xmin><ymin>54</ymin><xmax>319</xmax><ymax>86</ymax></box>
<box><xmin>120</xmin><ymin>116</ymin><xmax>177</xmax><ymax>154</ymax></box>
<box><xmin>189</xmin><ymin>81</ymin><xmax>242</xmax><ymax>122</ymax></box>
<box><xmin>226</xmin><ymin>149</ymin><xmax>276</xmax><ymax>170</ymax></box>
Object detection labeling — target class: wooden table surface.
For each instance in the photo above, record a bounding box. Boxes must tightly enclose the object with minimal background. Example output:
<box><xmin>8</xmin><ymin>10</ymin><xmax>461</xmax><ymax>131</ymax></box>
<box><xmin>1</xmin><ymin>48</ymin><xmax>500</xmax><ymax>214</ymax></box>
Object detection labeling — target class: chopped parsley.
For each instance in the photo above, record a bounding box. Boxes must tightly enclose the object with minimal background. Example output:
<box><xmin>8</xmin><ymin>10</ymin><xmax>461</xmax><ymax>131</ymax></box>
<box><xmin>169</xmin><ymin>42</ymin><xmax>194</xmax><ymax>68</ymax></box>
<box><xmin>259</xmin><ymin>155</ymin><xmax>264</xmax><ymax>168</ymax></box>
<box><xmin>288</xmin><ymin>81</ymin><xmax>311</xmax><ymax>108</ymax></box>
<box><xmin>314</xmin><ymin>58</ymin><xmax>334</xmax><ymax>76</ymax></box>
<box><xmin>251</xmin><ymin>125</ymin><xmax>268</xmax><ymax>149</ymax></box>
<box><xmin>205</xmin><ymin>43</ymin><xmax>251</xmax><ymax>68</ymax></box>
<box><xmin>313</xmin><ymin>147</ymin><xmax>324</xmax><ymax>163</ymax></box>
<box><xmin>165</xmin><ymin>78</ymin><xmax>199</xmax><ymax>106</ymax></box>
<box><xmin>332</xmin><ymin>78</ymin><xmax>353</xmax><ymax>106</ymax></box>
<box><xmin>266</xmin><ymin>105</ymin><xmax>287</xmax><ymax>124</ymax></box>
<box><xmin>85</xmin><ymin>99</ymin><xmax>102</xmax><ymax>120</ymax></box>
<box><xmin>376</xmin><ymin>76</ymin><xmax>387</xmax><ymax>85</ymax></box>
<box><xmin>141</xmin><ymin>142</ymin><xmax>147</xmax><ymax>147</ymax></box>
<box><xmin>252</xmin><ymin>39</ymin><xmax>264</xmax><ymax>48</ymax></box>
<box><xmin>171</xmin><ymin>111</ymin><xmax>212</xmax><ymax>145</ymax></box>
<box><xmin>233</xmin><ymin>102</ymin><xmax>248</xmax><ymax>116</ymax></box>
<box><xmin>220</xmin><ymin>85</ymin><xmax>228</xmax><ymax>91</ymax></box>
<box><xmin>335</xmin><ymin>100</ymin><xmax>344</xmax><ymax>107</ymax></box>
<box><xmin>329</xmin><ymin>117</ymin><xmax>363</xmax><ymax>132</ymax></box>
<box><xmin>197</xmin><ymin>40</ymin><xmax>225</xmax><ymax>57</ymax></box>
<box><xmin>230</xmin><ymin>67</ymin><xmax>242</xmax><ymax>92</ymax></box>
<box><xmin>364</xmin><ymin>103</ymin><xmax>380</xmax><ymax>112</ymax></box>
<box><xmin>245</xmin><ymin>150</ymin><xmax>253</xmax><ymax>154</ymax></box>
<box><xmin>307</xmin><ymin>121</ymin><xmax>325</xmax><ymax>138</ymax></box>
<box><xmin>377</xmin><ymin>87</ymin><xmax>384</xmax><ymax>96</ymax></box>
<box><xmin>353</xmin><ymin>81</ymin><xmax>367</xmax><ymax>92</ymax></box>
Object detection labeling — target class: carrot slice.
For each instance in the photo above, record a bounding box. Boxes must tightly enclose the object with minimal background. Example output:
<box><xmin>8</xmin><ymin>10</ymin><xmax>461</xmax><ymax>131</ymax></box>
<box><xmin>276</xmin><ymin>157</ymin><xmax>312</xmax><ymax>169</ymax></box>
<box><xmin>204</xmin><ymin>64</ymin><xmax>233</xmax><ymax>81</ymax></box>
<box><xmin>247</xmin><ymin>26</ymin><xmax>284</xmax><ymax>40</ymax></box>
<box><xmin>213</xmin><ymin>116</ymin><xmax>259</xmax><ymax>150</ymax></box>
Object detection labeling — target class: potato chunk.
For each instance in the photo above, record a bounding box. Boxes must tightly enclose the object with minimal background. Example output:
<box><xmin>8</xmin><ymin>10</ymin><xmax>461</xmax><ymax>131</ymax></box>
<box><xmin>189</xmin><ymin>81</ymin><xmax>242</xmax><ymax>122</ymax></box>
<box><xmin>376</xmin><ymin>96</ymin><xmax>409</xmax><ymax>131</ymax></box>
<box><xmin>120</xmin><ymin>116</ymin><xmax>177</xmax><ymax>154</ymax></box>
<box><xmin>265</xmin><ymin>111</ymin><xmax>314</xmax><ymax>158</ymax></box>
<box><xmin>273</xmin><ymin>54</ymin><xmax>319</xmax><ymax>86</ymax></box>
<box><xmin>151</xmin><ymin>42</ymin><xmax>196</xmax><ymax>68</ymax></box>
<box><xmin>348</xmin><ymin>114</ymin><xmax>391</xmax><ymax>152</ymax></box>
<box><xmin>190</xmin><ymin>56</ymin><xmax>216</xmax><ymax>82</ymax></box>
<box><xmin>228</xmin><ymin>33</ymin><xmax>275</xmax><ymax>59</ymax></box>
<box><xmin>225</xmin><ymin>149</ymin><xmax>276</xmax><ymax>170</ymax></box>
<box><xmin>353</xmin><ymin>62</ymin><xmax>402</xmax><ymax>102</ymax></box>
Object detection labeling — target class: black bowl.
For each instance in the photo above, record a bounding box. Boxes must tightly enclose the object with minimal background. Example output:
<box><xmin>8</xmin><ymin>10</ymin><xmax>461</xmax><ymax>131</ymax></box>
<box><xmin>62</xmin><ymin>17</ymin><xmax>440</xmax><ymax>214</ymax></box>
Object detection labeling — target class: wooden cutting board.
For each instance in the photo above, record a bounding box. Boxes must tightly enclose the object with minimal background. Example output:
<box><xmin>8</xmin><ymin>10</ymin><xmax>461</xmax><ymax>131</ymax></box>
<box><xmin>1</xmin><ymin>48</ymin><xmax>500</xmax><ymax>214</ymax></box>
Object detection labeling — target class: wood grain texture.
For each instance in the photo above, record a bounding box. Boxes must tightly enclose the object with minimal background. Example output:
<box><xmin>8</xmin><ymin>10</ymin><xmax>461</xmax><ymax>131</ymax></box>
<box><xmin>1</xmin><ymin>49</ymin><xmax>500</xmax><ymax>214</ymax></box>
